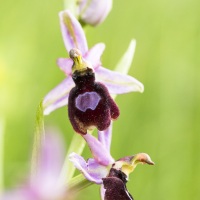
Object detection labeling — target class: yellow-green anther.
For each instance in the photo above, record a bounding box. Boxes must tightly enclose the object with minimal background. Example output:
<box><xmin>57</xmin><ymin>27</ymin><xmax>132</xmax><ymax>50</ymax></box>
<box><xmin>69</xmin><ymin>48</ymin><xmax>92</xmax><ymax>73</ymax></box>
<box><xmin>114</xmin><ymin>153</ymin><xmax>154</xmax><ymax>177</ymax></box>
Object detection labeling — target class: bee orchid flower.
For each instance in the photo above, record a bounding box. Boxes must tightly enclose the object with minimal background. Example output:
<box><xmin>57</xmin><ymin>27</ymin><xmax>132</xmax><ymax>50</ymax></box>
<box><xmin>69</xmin><ymin>124</ymin><xmax>154</xmax><ymax>200</ymax></box>
<box><xmin>68</xmin><ymin>48</ymin><xmax>119</xmax><ymax>134</ymax></box>
<box><xmin>43</xmin><ymin>10</ymin><xmax>144</xmax><ymax>117</ymax></box>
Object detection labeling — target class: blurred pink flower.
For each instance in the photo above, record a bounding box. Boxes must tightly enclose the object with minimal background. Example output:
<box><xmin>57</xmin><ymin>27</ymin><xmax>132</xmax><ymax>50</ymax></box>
<box><xmin>1</xmin><ymin>133</ymin><xmax>68</xmax><ymax>200</ymax></box>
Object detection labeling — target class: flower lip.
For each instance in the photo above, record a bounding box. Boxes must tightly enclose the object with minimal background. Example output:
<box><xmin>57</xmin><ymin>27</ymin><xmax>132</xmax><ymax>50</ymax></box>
<box><xmin>68</xmin><ymin>79</ymin><xmax>120</xmax><ymax>135</ymax></box>
<box><xmin>68</xmin><ymin>49</ymin><xmax>120</xmax><ymax>135</ymax></box>
<box><xmin>102</xmin><ymin>168</ymin><xmax>133</xmax><ymax>200</ymax></box>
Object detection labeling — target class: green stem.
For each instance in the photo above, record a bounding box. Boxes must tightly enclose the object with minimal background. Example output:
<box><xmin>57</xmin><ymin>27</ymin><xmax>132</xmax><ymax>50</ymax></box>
<box><xmin>67</xmin><ymin>174</ymin><xmax>93</xmax><ymax>193</ymax></box>
<box><xmin>58</xmin><ymin>133</ymin><xmax>86</xmax><ymax>186</ymax></box>
<box><xmin>64</xmin><ymin>0</ymin><xmax>77</xmax><ymax>15</ymax></box>
<box><xmin>31</xmin><ymin>100</ymin><xmax>45</xmax><ymax>183</ymax></box>
<box><xmin>0</xmin><ymin>117</ymin><xmax>4</xmax><ymax>194</ymax></box>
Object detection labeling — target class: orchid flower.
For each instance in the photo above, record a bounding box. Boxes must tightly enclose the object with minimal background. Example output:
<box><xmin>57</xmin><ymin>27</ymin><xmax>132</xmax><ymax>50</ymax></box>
<box><xmin>43</xmin><ymin>10</ymin><xmax>144</xmax><ymax>116</ymax></box>
<box><xmin>67</xmin><ymin>48</ymin><xmax>119</xmax><ymax>134</ymax></box>
<box><xmin>69</xmin><ymin>124</ymin><xmax>154</xmax><ymax>200</ymax></box>
<box><xmin>1</xmin><ymin>133</ymin><xmax>69</xmax><ymax>200</ymax></box>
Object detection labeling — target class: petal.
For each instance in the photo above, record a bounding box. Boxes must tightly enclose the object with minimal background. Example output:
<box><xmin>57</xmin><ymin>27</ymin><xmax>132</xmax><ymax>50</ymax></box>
<box><xmin>82</xmin><ymin>134</ymin><xmax>114</xmax><ymax>166</ymax></box>
<box><xmin>84</xmin><ymin>43</ymin><xmax>105</xmax><ymax>69</ymax></box>
<box><xmin>57</xmin><ymin>58</ymin><xmax>73</xmax><ymax>75</ymax></box>
<box><xmin>87</xmin><ymin>159</ymin><xmax>110</xmax><ymax>183</ymax></box>
<box><xmin>43</xmin><ymin>77</ymin><xmax>74</xmax><ymax>115</ymax></box>
<box><xmin>96</xmin><ymin>66</ymin><xmax>144</xmax><ymax>94</ymax></box>
<box><xmin>115</xmin><ymin>39</ymin><xmax>136</xmax><ymax>74</ymax></box>
<box><xmin>69</xmin><ymin>153</ymin><xmax>108</xmax><ymax>184</ymax></box>
<box><xmin>98</xmin><ymin>123</ymin><xmax>112</xmax><ymax>152</ymax></box>
<box><xmin>114</xmin><ymin>153</ymin><xmax>155</xmax><ymax>177</ymax></box>
<box><xmin>59</xmin><ymin>10</ymin><xmax>88</xmax><ymax>54</ymax></box>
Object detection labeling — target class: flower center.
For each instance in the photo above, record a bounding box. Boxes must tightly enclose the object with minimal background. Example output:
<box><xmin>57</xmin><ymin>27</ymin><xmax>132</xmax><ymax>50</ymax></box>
<box><xmin>75</xmin><ymin>92</ymin><xmax>101</xmax><ymax>112</ymax></box>
<box><xmin>69</xmin><ymin>48</ymin><xmax>93</xmax><ymax>74</ymax></box>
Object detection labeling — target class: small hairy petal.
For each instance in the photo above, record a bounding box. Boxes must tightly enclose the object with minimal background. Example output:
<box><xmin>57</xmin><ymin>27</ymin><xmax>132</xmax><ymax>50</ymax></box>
<box><xmin>43</xmin><ymin>77</ymin><xmax>74</xmax><ymax>115</ymax></box>
<box><xmin>96</xmin><ymin>66</ymin><xmax>144</xmax><ymax>94</ymax></box>
<box><xmin>57</xmin><ymin>58</ymin><xmax>73</xmax><ymax>75</ymax></box>
<box><xmin>59</xmin><ymin>10</ymin><xmax>88</xmax><ymax>54</ymax></box>
<box><xmin>114</xmin><ymin>153</ymin><xmax>155</xmax><ymax>177</ymax></box>
<box><xmin>84</xmin><ymin>43</ymin><xmax>105</xmax><ymax>69</ymax></box>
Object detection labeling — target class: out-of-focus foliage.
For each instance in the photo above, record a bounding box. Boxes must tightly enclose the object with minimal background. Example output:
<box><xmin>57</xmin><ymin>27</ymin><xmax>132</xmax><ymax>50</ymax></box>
<box><xmin>0</xmin><ymin>0</ymin><xmax>200</xmax><ymax>199</ymax></box>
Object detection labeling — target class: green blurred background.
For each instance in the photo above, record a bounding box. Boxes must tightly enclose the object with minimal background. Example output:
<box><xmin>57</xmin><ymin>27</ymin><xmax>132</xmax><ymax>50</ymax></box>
<box><xmin>1</xmin><ymin>0</ymin><xmax>200</xmax><ymax>199</ymax></box>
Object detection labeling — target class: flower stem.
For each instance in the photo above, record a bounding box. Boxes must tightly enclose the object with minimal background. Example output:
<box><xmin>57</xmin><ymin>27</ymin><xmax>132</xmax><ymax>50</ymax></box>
<box><xmin>64</xmin><ymin>0</ymin><xmax>77</xmax><ymax>16</ymax></box>
<box><xmin>0</xmin><ymin>117</ymin><xmax>4</xmax><ymax>194</ymax></box>
<box><xmin>67</xmin><ymin>174</ymin><xmax>93</xmax><ymax>193</ymax></box>
<box><xmin>58</xmin><ymin>133</ymin><xmax>86</xmax><ymax>186</ymax></box>
<box><xmin>31</xmin><ymin>100</ymin><xmax>45</xmax><ymax>184</ymax></box>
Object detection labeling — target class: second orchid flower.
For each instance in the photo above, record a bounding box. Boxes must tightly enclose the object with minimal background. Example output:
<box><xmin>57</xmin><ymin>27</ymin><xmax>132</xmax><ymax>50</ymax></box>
<box><xmin>69</xmin><ymin>124</ymin><xmax>154</xmax><ymax>200</ymax></box>
<box><xmin>43</xmin><ymin>10</ymin><xmax>144</xmax><ymax>134</ymax></box>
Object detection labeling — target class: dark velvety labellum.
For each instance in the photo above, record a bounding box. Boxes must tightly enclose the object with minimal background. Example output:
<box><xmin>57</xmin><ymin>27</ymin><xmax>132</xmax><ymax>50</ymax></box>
<box><xmin>103</xmin><ymin>168</ymin><xmax>134</xmax><ymax>200</ymax></box>
<box><xmin>68</xmin><ymin>68</ymin><xmax>120</xmax><ymax>135</ymax></box>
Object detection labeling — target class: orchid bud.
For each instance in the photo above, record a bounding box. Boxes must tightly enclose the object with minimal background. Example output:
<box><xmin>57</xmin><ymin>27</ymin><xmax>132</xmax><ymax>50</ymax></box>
<box><xmin>77</xmin><ymin>0</ymin><xmax>112</xmax><ymax>26</ymax></box>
